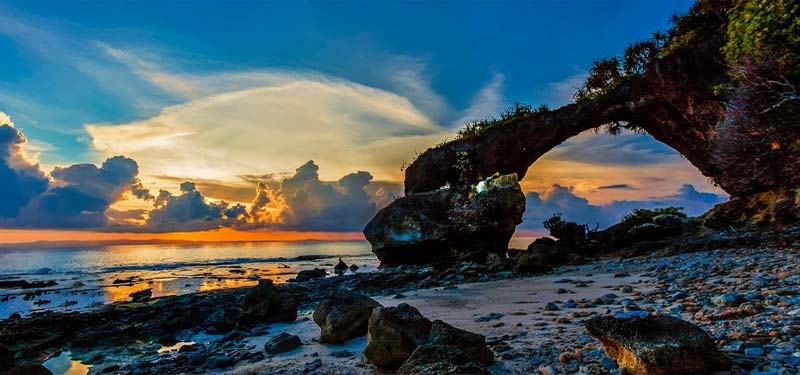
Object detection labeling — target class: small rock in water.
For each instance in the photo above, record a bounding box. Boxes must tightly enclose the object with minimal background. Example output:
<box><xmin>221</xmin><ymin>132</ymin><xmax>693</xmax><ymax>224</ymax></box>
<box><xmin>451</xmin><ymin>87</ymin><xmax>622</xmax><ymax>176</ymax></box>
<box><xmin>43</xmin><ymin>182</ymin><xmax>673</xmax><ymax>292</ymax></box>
<box><xmin>545</xmin><ymin>302</ymin><xmax>560</xmax><ymax>311</ymax></box>
<box><xmin>334</xmin><ymin>258</ymin><xmax>348</xmax><ymax>274</ymax></box>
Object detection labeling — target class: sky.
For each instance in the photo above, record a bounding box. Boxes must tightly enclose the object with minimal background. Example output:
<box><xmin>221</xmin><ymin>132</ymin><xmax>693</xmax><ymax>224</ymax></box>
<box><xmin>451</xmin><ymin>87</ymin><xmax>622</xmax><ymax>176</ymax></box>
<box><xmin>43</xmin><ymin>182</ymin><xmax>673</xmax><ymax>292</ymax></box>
<box><xmin>0</xmin><ymin>0</ymin><xmax>728</xmax><ymax>243</ymax></box>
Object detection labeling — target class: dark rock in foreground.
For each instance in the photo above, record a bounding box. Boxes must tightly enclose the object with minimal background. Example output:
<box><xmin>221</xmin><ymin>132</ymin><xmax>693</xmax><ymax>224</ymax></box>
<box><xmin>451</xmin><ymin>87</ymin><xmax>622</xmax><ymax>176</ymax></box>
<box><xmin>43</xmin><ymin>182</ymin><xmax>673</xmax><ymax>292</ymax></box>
<box><xmin>291</xmin><ymin>268</ymin><xmax>327</xmax><ymax>282</ymax></box>
<box><xmin>364</xmin><ymin>303</ymin><xmax>432</xmax><ymax>368</ymax></box>
<box><xmin>427</xmin><ymin>320</ymin><xmax>493</xmax><ymax>365</ymax></box>
<box><xmin>364</xmin><ymin>173</ymin><xmax>525</xmax><ymax>265</ymax></box>
<box><xmin>239</xmin><ymin>280</ymin><xmax>297</xmax><ymax>325</ymax></box>
<box><xmin>264</xmin><ymin>333</ymin><xmax>302</xmax><ymax>354</ymax></box>
<box><xmin>585</xmin><ymin>315</ymin><xmax>732</xmax><ymax>375</ymax></box>
<box><xmin>313</xmin><ymin>290</ymin><xmax>381</xmax><ymax>344</ymax></box>
<box><xmin>396</xmin><ymin>344</ymin><xmax>490</xmax><ymax>375</ymax></box>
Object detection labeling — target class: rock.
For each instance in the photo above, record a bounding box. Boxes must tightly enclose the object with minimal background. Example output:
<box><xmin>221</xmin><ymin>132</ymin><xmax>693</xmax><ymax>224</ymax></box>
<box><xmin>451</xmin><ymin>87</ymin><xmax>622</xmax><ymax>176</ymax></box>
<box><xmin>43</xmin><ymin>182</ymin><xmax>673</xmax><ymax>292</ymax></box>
<box><xmin>427</xmin><ymin>320</ymin><xmax>493</xmax><ymax>364</ymax></box>
<box><xmin>334</xmin><ymin>258</ymin><xmax>348</xmax><ymax>274</ymax></box>
<box><xmin>396</xmin><ymin>344</ymin><xmax>490</xmax><ymax>375</ymax></box>
<box><xmin>363</xmin><ymin>173</ymin><xmax>525</xmax><ymax>265</ymax></box>
<box><xmin>712</xmin><ymin>292</ymin><xmax>744</xmax><ymax>307</ymax></box>
<box><xmin>364</xmin><ymin>303</ymin><xmax>432</xmax><ymax>368</ymax></box>
<box><xmin>313</xmin><ymin>289</ymin><xmax>382</xmax><ymax>344</ymax></box>
<box><xmin>239</xmin><ymin>279</ymin><xmax>297</xmax><ymax>324</ymax></box>
<box><xmin>1</xmin><ymin>365</ymin><xmax>53</xmax><ymax>375</ymax></box>
<box><xmin>203</xmin><ymin>310</ymin><xmax>234</xmax><ymax>333</ymax></box>
<box><xmin>0</xmin><ymin>344</ymin><xmax>14</xmax><ymax>371</ymax></box>
<box><xmin>292</xmin><ymin>268</ymin><xmax>327</xmax><ymax>282</ymax></box>
<box><xmin>484</xmin><ymin>252</ymin><xmax>506</xmax><ymax>271</ymax></box>
<box><xmin>473</xmin><ymin>313</ymin><xmax>503</xmax><ymax>322</ymax></box>
<box><xmin>329</xmin><ymin>350</ymin><xmax>353</xmax><ymax>358</ymax></box>
<box><xmin>627</xmin><ymin>223</ymin><xmax>665</xmax><ymax>242</ymax></box>
<box><xmin>652</xmin><ymin>214</ymin><xmax>684</xmax><ymax>233</ymax></box>
<box><xmin>349</xmin><ymin>264</ymin><xmax>359</xmax><ymax>272</ymax></box>
<box><xmin>585</xmin><ymin>315</ymin><xmax>732</xmax><ymax>375</ymax></box>
<box><xmin>515</xmin><ymin>244</ymin><xmax>557</xmax><ymax>273</ymax></box>
<box><xmin>264</xmin><ymin>332</ymin><xmax>302</xmax><ymax>354</ymax></box>
<box><xmin>129</xmin><ymin>288</ymin><xmax>152</xmax><ymax>302</ymax></box>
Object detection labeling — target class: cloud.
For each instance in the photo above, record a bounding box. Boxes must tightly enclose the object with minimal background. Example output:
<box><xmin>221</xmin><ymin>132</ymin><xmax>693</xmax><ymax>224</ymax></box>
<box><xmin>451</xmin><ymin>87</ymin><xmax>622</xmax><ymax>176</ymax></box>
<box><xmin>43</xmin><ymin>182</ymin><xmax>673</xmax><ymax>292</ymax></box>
<box><xmin>269</xmin><ymin>160</ymin><xmax>378</xmax><ymax>231</ymax></box>
<box><xmin>16</xmin><ymin>156</ymin><xmax>150</xmax><ymax>228</ymax></box>
<box><xmin>547</xmin><ymin>130</ymin><xmax>678</xmax><ymax>166</ymax></box>
<box><xmin>452</xmin><ymin>72</ymin><xmax>505</xmax><ymax>126</ymax></box>
<box><xmin>544</xmin><ymin>72</ymin><xmax>587</xmax><ymax>107</ymax></box>
<box><xmin>141</xmin><ymin>181</ymin><xmax>246</xmax><ymax>232</ymax></box>
<box><xmin>86</xmin><ymin>76</ymin><xmax>451</xmax><ymax>183</ymax></box>
<box><xmin>597</xmin><ymin>184</ymin><xmax>636</xmax><ymax>190</ymax></box>
<box><xmin>520</xmin><ymin>183</ymin><xmax>726</xmax><ymax>230</ymax></box>
<box><xmin>0</xmin><ymin>113</ymin><xmax>152</xmax><ymax>228</ymax></box>
<box><xmin>0</xmin><ymin>116</ymin><xmax>50</xmax><ymax>220</ymax></box>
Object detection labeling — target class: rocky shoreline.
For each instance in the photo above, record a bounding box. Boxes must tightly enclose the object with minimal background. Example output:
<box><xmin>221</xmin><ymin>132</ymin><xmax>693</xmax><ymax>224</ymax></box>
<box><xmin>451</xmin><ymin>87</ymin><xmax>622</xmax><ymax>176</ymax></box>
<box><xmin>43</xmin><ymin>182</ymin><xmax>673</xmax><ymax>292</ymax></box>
<box><xmin>0</xmin><ymin>225</ymin><xmax>798</xmax><ymax>374</ymax></box>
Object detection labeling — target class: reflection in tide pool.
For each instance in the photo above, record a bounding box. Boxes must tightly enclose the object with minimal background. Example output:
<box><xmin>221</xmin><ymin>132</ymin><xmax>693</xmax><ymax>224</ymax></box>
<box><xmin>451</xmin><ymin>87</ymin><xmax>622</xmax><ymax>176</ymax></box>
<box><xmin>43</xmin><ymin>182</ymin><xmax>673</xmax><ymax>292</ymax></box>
<box><xmin>43</xmin><ymin>351</ymin><xmax>91</xmax><ymax>375</ymax></box>
<box><xmin>158</xmin><ymin>341</ymin><xmax>195</xmax><ymax>353</ymax></box>
<box><xmin>0</xmin><ymin>240</ymin><xmax>378</xmax><ymax>317</ymax></box>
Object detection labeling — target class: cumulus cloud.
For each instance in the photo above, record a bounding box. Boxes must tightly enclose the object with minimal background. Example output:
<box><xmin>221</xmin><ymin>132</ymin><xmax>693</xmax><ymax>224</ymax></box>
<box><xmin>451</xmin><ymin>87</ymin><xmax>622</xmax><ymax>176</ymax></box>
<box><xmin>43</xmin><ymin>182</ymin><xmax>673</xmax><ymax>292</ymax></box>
<box><xmin>17</xmin><ymin>156</ymin><xmax>150</xmax><ymax>228</ymax></box>
<box><xmin>520</xmin><ymin>183</ymin><xmax>726</xmax><ymax>230</ymax></box>
<box><xmin>141</xmin><ymin>181</ymin><xmax>247</xmax><ymax>232</ymax></box>
<box><xmin>0</xmin><ymin>115</ymin><xmax>50</xmax><ymax>220</ymax></box>
<box><xmin>0</xmin><ymin>113</ymin><xmax>152</xmax><ymax>228</ymax></box>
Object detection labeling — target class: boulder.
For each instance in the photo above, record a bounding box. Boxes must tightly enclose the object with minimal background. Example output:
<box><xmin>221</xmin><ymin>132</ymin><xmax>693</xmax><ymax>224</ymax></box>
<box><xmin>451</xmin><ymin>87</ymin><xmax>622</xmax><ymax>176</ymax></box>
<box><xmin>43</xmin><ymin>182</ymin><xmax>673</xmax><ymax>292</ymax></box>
<box><xmin>203</xmin><ymin>309</ymin><xmax>235</xmax><ymax>333</ymax></box>
<box><xmin>313</xmin><ymin>290</ymin><xmax>382</xmax><ymax>344</ymax></box>
<box><xmin>364</xmin><ymin>303</ymin><xmax>432</xmax><ymax>368</ymax></box>
<box><xmin>396</xmin><ymin>344</ymin><xmax>490</xmax><ymax>375</ymax></box>
<box><xmin>239</xmin><ymin>280</ymin><xmax>297</xmax><ymax>324</ymax></box>
<box><xmin>364</xmin><ymin>173</ymin><xmax>525</xmax><ymax>265</ymax></box>
<box><xmin>652</xmin><ymin>214</ymin><xmax>684</xmax><ymax>233</ymax></box>
<box><xmin>0</xmin><ymin>344</ymin><xmax>14</xmax><ymax>371</ymax></box>
<box><xmin>627</xmin><ymin>223</ymin><xmax>665</xmax><ymax>242</ymax></box>
<box><xmin>1</xmin><ymin>365</ymin><xmax>53</xmax><ymax>375</ymax></box>
<box><xmin>427</xmin><ymin>320</ymin><xmax>493</xmax><ymax>364</ymax></box>
<box><xmin>585</xmin><ymin>315</ymin><xmax>732</xmax><ymax>375</ymax></box>
<box><xmin>333</xmin><ymin>258</ymin><xmax>348</xmax><ymax>274</ymax></box>
<box><xmin>515</xmin><ymin>242</ymin><xmax>562</xmax><ymax>273</ymax></box>
<box><xmin>264</xmin><ymin>332</ymin><xmax>302</xmax><ymax>354</ymax></box>
<box><xmin>292</xmin><ymin>268</ymin><xmax>326</xmax><ymax>282</ymax></box>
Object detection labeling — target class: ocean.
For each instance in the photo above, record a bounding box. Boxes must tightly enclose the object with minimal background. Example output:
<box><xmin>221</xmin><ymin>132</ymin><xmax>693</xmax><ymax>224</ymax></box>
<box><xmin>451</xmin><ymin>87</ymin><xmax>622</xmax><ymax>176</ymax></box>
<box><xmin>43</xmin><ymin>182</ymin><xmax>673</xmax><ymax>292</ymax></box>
<box><xmin>0</xmin><ymin>240</ymin><xmax>378</xmax><ymax>318</ymax></box>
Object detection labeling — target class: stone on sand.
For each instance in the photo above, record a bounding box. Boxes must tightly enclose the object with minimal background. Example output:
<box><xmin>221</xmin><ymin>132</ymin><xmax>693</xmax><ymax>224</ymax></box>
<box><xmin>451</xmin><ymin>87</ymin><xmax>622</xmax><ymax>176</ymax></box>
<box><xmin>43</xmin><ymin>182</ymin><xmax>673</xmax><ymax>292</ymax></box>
<box><xmin>585</xmin><ymin>315</ymin><xmax>732</xmax><ymax>375</ymax></box>
<box><xmin>313</xmin><ymin>289</ymin><xmax>382</xmax><ymax>344</ymax></box>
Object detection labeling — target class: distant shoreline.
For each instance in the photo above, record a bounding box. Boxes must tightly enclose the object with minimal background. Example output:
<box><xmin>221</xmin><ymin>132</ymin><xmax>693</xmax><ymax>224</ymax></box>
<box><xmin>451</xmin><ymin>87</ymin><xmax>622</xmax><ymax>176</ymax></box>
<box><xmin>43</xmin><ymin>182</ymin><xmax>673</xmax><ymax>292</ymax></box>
<box><xmin>0</xmin><ymin>237</ymin><xmax>369</xmax><ymax>251</ymax></box>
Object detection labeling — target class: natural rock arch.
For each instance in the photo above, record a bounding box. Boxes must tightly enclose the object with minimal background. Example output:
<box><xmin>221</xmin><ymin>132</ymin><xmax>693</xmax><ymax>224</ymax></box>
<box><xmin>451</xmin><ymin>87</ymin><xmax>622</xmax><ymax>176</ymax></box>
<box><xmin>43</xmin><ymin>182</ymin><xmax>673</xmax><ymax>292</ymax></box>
<box><xmin>365</xmin><ymin>1</ymin><xmax>800</xmax><ymax>264</ymax></box>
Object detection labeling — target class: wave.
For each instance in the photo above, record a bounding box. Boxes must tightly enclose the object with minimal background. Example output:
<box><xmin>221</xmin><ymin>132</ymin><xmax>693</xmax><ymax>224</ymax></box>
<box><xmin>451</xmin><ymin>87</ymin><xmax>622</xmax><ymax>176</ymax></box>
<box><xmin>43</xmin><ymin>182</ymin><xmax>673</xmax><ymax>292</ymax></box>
<box><xmin>99</xmin><ymin>254</ymin><xmax>340</xmax><ymax>273</ymax></box>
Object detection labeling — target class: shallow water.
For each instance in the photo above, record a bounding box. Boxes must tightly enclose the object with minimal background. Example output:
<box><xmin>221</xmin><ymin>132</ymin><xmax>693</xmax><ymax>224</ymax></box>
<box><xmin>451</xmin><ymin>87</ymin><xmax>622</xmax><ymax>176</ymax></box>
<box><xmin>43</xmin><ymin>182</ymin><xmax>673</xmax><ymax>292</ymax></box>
<box><xmin>43</xmin><ymin>351</ymin><xmax>91</xmax><ymax>375</ymax></box>
<box><xmin>0</xmin><ymin>240</ymin><xmax>376</xmax><ymax>317</ymax></box>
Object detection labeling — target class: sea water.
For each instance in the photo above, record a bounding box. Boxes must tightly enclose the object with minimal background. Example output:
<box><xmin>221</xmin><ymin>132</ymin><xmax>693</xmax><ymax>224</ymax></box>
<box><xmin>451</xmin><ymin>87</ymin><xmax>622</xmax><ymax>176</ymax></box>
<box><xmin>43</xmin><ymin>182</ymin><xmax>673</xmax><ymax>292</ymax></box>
<box><xmin>0</xmin><ymin>240</ymin><xmax>376</xmax><ymax>317</ymax></box>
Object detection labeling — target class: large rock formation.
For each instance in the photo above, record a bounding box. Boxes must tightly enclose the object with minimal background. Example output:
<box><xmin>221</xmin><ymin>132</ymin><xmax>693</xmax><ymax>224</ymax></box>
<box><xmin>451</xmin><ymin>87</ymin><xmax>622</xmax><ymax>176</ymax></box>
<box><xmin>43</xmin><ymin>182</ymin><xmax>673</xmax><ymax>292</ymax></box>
<box><xmin>364</xmin><ymin>174</ymin><xmax>524</xmax><ymax>265</ymax></box>
<box><xmin>363</xmin><ymin>1</ymin><xmax>799</xmax><ymax>264</ymax></box>
<box><xmin>363</xmin><ymin>303</ymin><xmax>433</xmax><ymax>368</ymax></box>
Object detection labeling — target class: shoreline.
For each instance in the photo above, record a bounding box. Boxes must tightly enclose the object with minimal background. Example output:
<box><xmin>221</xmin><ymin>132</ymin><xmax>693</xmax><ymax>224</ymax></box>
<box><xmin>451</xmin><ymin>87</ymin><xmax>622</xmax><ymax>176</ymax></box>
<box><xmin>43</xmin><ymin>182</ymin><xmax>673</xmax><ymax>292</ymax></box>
<box><xmin>0</xmin><ymin>237</ymin><xmax>798</xmax><ymax>374</ymax></box>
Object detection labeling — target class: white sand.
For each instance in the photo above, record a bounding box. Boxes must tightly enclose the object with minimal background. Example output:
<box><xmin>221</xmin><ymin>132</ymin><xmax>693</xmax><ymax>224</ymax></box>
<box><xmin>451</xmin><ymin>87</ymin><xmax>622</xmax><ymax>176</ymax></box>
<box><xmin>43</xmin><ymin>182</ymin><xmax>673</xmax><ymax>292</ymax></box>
<box><xmin>223</xmin><ymin>261</ymin><xmax>647</xmax><ymax>375</ymax></box>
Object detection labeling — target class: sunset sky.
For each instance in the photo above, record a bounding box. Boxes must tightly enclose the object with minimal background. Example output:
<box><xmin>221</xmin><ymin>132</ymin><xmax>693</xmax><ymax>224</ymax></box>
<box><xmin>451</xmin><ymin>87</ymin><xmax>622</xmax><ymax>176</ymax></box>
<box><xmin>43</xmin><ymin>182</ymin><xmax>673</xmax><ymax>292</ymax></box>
<box><xmin>0</xmin><ymin>0</ymin><xmax>727</xmax><ymax>244</ymax></box>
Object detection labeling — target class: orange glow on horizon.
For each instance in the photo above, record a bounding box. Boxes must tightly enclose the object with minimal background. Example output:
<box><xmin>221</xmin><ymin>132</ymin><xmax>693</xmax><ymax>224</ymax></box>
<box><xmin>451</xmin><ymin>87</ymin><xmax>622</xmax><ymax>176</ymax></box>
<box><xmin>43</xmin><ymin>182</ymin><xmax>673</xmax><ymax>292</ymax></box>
<box><xmin>0</xmin><ymin>227</ymin><xmax>365</xmax><ymax>245</ymax></box>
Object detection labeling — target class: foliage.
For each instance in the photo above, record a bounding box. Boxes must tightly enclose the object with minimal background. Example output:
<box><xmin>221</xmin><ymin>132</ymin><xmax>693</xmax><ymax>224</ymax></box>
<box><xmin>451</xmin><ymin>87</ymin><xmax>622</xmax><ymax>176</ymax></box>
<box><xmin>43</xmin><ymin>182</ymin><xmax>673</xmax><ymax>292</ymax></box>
<box><xmin>723</xmin><ymin>0</ymin><xmax>799</xmax><ymax>76</ymax></box>
<box><xmin>623</xmin><ymin>40</ymin><xmax>659</xmax><ymax>76</ymax></box>
<box><xmin>621</xmin><ymin>207</ymin><xmax>686</xmax><ymax>226</ymax></box>
<box><xmin>542</xmin><ymin>213</ymin><xmax>566</xmax><ymax>234</ymax></box>
<box><xmin>574</xmin><ymin>57</ymin><xmax>622</xmax><ymax>101</ymax></box>
<box><xmin>455</xmin><ymin>103</ymin><xmax>548</xmax><ymax>140</ymax></box>
<box><xmin>453</xmin><ymin>150</ymin><xmax>472</xmax><ymax>185</ymax></box>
